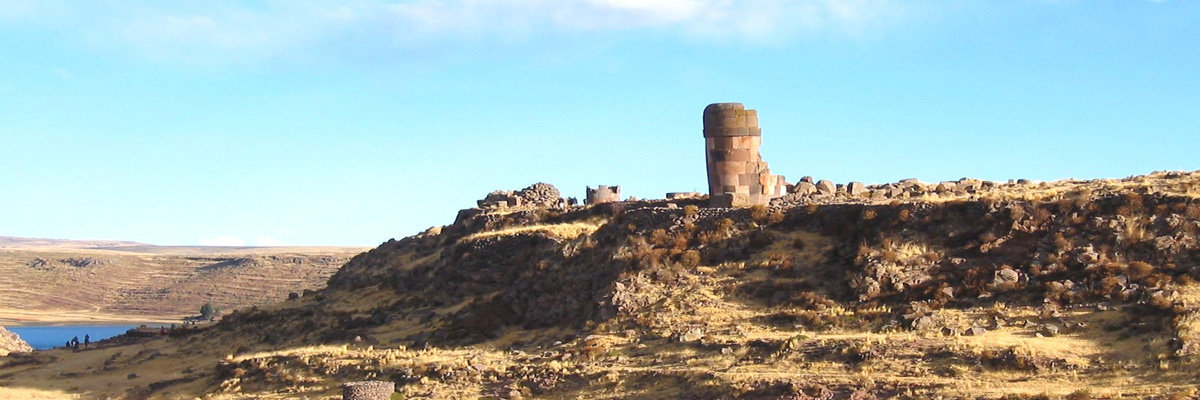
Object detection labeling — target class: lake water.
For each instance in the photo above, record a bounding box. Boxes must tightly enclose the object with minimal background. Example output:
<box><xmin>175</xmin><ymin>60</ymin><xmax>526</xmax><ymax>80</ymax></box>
<box><xmin>8</xmin><ymin>325</ymin><xmax>149</xmax><ymax>350</ymax></box>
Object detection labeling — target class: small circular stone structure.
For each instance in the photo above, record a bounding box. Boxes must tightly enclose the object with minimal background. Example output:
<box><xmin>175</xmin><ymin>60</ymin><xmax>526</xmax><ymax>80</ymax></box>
<box><xmin>586</xmin><ymin>185</ymin><xmax>621</xmax><ymax>205</ymax></box>
<box><xmin>703</xmin><ymin>103</ymin><xmax>786</xmax><ymax>207</ymax></box>
<box><xmin>342</xmin><ymin>381</ymin><xmax>395</xmax><ymax>400</ymax></box>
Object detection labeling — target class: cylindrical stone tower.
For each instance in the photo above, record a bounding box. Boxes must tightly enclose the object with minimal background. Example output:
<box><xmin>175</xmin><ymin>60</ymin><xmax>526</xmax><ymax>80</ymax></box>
<box><xmin>703</xmin><ymin>103</ymin><xmax>786</xmax><ymax>207</ymax></box>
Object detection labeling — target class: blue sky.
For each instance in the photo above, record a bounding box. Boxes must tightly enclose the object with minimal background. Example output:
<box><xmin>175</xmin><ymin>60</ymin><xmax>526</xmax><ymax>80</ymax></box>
<box><xmin>1</xmin><ymin>1</ymin><xmax>1197</xmax><ymax>246</ymax></box>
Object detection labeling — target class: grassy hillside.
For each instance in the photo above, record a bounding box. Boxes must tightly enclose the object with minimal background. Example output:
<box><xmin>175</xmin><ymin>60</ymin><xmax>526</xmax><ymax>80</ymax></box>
<box><xmin>3</xmin><ymin>171</ymin><xmax>1200</xmax><ymax>399</ymax></box>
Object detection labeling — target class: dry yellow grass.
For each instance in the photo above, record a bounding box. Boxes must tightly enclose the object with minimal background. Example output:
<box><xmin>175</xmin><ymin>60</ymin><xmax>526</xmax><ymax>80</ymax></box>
<box><xmin>460</xmin><ymin>219</ymin><xmax>604</xmax><ymax>242</ymax></box>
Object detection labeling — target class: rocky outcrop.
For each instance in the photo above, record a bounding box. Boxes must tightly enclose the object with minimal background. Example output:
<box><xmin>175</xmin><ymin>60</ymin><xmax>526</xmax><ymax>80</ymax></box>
<box><xmin>476</xmin><ymin>183</ymin><xmax>565</xmax><ymax>209</ymax></box>
<box><xmin>0</xmin><ymin>326</ymin><xmax>32</xmax><ymax>356</ymax></box>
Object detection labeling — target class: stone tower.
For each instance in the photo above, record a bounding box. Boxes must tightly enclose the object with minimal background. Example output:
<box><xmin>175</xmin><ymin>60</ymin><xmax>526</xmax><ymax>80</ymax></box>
<box><xmin>703</xmin><ymin>103</ymin><xmax>787</xmax><ymax>207</ymax></box>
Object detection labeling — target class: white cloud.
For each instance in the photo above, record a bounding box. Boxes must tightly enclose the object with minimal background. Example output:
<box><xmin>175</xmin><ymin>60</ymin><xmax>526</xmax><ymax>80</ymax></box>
<box><xmin>9</xmin><ymin>1</ymin><xmax>919</xmax><ymax>65</ymax></box>
<box><xmin>200</xmin><ymin>236</ymin><xmax>246</xmax><ymax>246</ymax></box>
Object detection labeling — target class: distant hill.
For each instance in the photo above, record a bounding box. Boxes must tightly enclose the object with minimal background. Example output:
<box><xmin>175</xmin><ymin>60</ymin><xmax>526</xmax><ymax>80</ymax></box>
<box><xmin>0</xmin><ymin>236</ymin><xmax>150</xmax><ymax>249</ymax></box>
<box><xmin>0</xmin><ymin>238</ymin><xmax>368</xmax><ymax>325</ymax></box>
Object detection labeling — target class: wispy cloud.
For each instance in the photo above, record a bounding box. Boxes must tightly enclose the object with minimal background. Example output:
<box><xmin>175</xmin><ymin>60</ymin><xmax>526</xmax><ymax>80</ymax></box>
<box><xmin>3</xmin><ymin>1</ymin><xmax>919</xmax><ymax>66</ymax></box>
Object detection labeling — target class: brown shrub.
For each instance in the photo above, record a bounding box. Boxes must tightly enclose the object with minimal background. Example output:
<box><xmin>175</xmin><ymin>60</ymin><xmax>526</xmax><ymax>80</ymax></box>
<box><xmin>1124</xmin><ymin>192</ymin><xmax>1144</xmax><ymax>210</ymax></box>
<box><xmin>1128</xmin><ymin>261</ymin><xmax>1155</xmax><ymax>280</ymax></box>
<box><xmin>978</xmin><ymin>347</ymin><xmax>1040</xmax><ymax>371</ymax></box>
<box><xmin>650</xmin><ymin>229</ymin><xmax>669</xmax><ymax>247</ymax></box>
<box><xmin>1065</xmin><ymin>389</ymin><xmax>1092</xmax><ymax>400</ymax></box>
<box><xmin>750</xmin><ymin>205</ymin><xmax>769</xmax><ymax>223</ymax></box>
<box><xmin>672</xmin><ymin>232</ymin><xmax>690</xmax><ymax>252</ymax></box>
<box><xmin>1053</xmin><ymin>233</ymin><xmax>1071</xmax><ymax>251</ymax></box>
<box><xmin>715</xmin><ymin>218</ymin><xmax>735</xmax><ymax>236</ymax></box>
<box><xmin>683</xmin><ymin>204</ymin><xmax>699</xmax><ymax>217</ymax></box>
<box><xmin>679</xmin><ymin>250</ymin><xmax>701</xmax><ymax>268</ymax></box>
<box><xmin>1030</xmin><ymin>206</ymin><xmax>1054</xmax><ymax>226</ymax></box>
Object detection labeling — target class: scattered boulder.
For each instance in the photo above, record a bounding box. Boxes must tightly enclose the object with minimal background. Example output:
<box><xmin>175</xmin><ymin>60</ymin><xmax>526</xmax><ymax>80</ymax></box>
<box><xmin>792</xmin><ymin>181</ymin><xmax>817</xmax><ymax>195</ymax></box>
<box><xmin>815</xmin><ymin>180</ymin><xmax>836</xmax><ymax>195</ymax></box>
<box><xmin>847</xmin><ymin>181</ymin><xmax>865</xmax><ymax>196</ymax></box>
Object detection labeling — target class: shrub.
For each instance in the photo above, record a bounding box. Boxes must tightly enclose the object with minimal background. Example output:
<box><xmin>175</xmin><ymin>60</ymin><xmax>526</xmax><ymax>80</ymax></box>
<box><xmin>715</xmin><ymin>218</ymin><xmax>735</xmax><ymax>237</ymax></box>
<box><xmin>683</xmin><ymin>205</ymin><xmax>699</xmax><ymax>217</ymax></box>
<box><xmin>1128</xmin><ymin>261</ymin><xmax>1155</xmax><ymax>280</ymax></box>
<box><xmin>650</xmin><ymin>229</ymin><xmax>669</xmax><ymax>246</ymax></box>
<box><xmin>766</xmin><ymin>210</ymin><xmax>785</xmax><ymax>224</ymax></box>
<box><xmin>1065</xmin><ymin>389</ymin><xmax>1092</xmax><ymax>400</ymax></box>
<box><xmin>200</xmin><ymin>303</ymin><xmax>220</xmax><ymax>319</ymax></box>
<box><xmin>748</xmin><ymin>230</ymin><xmax>776</xmax><ymax>250</ymax></box>
<box><xmin>679</xmin><ymin>250</ymin><xmax>701</xmax><ymax>268</ymax></box>
<box><xmin>750</xmin><ymin>205</ymin><xmax>769</xmax><ymax>223</ymax></box>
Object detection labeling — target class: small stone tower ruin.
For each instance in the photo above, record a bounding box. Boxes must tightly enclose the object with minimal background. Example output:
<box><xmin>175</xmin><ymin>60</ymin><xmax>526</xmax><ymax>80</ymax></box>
<box><xmin>586</xmin><ymin>185</ymin><xmax>621</xmax><ymax>205</ymax></box>
<box><xmin>703</xmin><ymin>103</ymin><xmax>787</xmax><ymax>207</ymax></box>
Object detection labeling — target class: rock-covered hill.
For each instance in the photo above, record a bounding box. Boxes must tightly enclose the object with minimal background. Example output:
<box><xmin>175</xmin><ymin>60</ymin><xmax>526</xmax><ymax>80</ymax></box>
<box><xmin>4</xmin><ymin>174</ymin><xmax>1200</xmax><ymax>399</ymax></box>
<box><xmin>0</xmin><ymin>326</ymin><xmax>32</xmax><ymax>356</ymax></box>
<box><xmin>0</xmin><ymin>243</ymin><xmax>367</xmax><ymax>324</ymax></box>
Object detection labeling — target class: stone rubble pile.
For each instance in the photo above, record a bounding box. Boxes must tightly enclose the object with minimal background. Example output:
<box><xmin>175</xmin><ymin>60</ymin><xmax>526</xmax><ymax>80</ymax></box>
<box><xmin>476</xmin><ymin>183</ymin><xmax>568</xmax><ymax>210</ymax></box>
<box><xmin>775</xmin><ymin>176</ymin><xmax>1017</xmax><ymax>205</ymax></box>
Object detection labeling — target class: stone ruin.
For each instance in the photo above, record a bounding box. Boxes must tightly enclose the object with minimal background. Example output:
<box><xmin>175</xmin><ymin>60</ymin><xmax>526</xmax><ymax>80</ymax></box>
<box><xmin>462</xmin><ymin>103</ymin><xmax>1013</xmax><ymax>212</ymax></box>
<box><xmin>703</xmin><ymin>103</ymin><xmax>788</xmax><ymax>207</ymax></box>
<box><xmin>666</xmin><ymin>192</ymin><xmax>702</xmax><ymax>200</ymax></box>
<box><xmin>477</xmin><ymin>182</ymin><xmax>565</xmax><ymax>209</ymax></box>
<box><xmin>775</xmin><ymin>176</ymin><xmax>1007</xmax><ymax>205</ymax></box>
<box><xmin>586</xmin><ymin>185</ymin><xmax>621</xmax><ymax>205</ymax></box>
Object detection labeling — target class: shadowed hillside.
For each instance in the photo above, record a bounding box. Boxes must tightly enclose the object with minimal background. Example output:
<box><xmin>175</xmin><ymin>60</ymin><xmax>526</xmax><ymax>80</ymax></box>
<box><xmin>3</xmin><ymin>172</ymin><xmax>1200</xmax><ymax>399</ymax></box>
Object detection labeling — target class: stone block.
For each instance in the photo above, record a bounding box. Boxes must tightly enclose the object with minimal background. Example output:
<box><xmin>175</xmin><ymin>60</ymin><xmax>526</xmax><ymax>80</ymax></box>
<box><xmin>815</xmin><ymin>180</ymin><xmax>836</xmax><ymax>194</ymax></box>
<box><xmin>342</xmin><ymin>381</ymin><xmax>395</xmax><ymax>400</ymax></box>
<box><xmin>709</xmin><ymin>192</ymin><xmax>757</xmax><ymax>207</ymax></box>
<box><xmin>759</xmin><ymin>173</ymin><xmax>774</xmax><ymax>187</ymax></box>
<box><xmin>792</xmin><ymin>181</ymin><xmax>817</xmax><ymax>195</ymax></box>
<box><xmin>847</xmin><ymin>181</ymin><xmax>865</xmax><ymax>196</ymax></box>
<box><xmin>716</xmin><ymin>161</ymin><xmax>746</xmax><ymax>176</ymax></box>
<box><xmin>726</xmin><ymin>149</ymin><xmax>752</xmax><ymax>162</ymax></box>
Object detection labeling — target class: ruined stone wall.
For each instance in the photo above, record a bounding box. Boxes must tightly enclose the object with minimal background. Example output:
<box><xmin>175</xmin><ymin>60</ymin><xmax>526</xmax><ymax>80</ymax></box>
<box><xmin>703</xmin><ymin>103</ymin><xmax>787</xmax><ymax>207</ymax></box>
<box><xmin>586</xmin><ymin>185</ymin><xmax>621</xmax><ymax>205</ymax></box>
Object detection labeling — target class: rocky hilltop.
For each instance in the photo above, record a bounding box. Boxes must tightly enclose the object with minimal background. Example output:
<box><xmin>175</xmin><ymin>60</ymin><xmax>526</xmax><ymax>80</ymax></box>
<box><xmin>3</xmin><ymin>173</ymin><xmax>1200</xmax><ymax>399</ymax></box>
<box><xmin>0</xmin><ymin>326</ymin><xmax>32</xmax><ymax>356</ymax></box>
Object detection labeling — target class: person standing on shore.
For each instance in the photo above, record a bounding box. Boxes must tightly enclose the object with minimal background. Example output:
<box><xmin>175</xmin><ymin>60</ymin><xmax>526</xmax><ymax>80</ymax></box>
<box><xmin>84</xmin><ymin>334</ymin><xmax>90</xmax><ymax>348</ymax></box>
<box><xmin>70</xmin><ymin>336</ymin><xmax>79</xmax><ymax>350</ymax></box>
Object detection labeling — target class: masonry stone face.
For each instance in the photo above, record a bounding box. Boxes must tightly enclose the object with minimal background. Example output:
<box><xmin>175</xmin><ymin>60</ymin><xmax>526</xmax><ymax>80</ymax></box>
<box><xmin>703</xmin><ymin>103</ymin><xmax>787</xmax><ymax>207</ymax></box>
<box><xmin>586</xmin><ymin>185</ymin><xmax>621</xmax><ymax>205</ymax></box>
